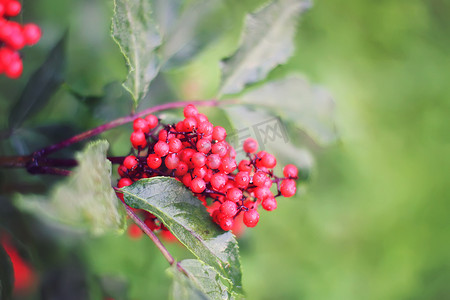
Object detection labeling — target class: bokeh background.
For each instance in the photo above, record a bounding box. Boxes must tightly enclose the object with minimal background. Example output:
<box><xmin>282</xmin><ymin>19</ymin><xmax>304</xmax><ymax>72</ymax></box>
<box><xmin>1</xmin><ymin>0</ymin><xmax>449</xmax><ymax>299</ymax></box>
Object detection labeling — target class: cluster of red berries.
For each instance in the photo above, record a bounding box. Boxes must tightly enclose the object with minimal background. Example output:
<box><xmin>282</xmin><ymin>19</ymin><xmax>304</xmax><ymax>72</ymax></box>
<box><xmin>0</xmin><ymin>0</ymin><xmax>41</xmax><ymax>78</ymax></box>
<box><xmin>117</xmin><ymin>104</ymin><xmax>299</xmax><ymax>235</ymax></box>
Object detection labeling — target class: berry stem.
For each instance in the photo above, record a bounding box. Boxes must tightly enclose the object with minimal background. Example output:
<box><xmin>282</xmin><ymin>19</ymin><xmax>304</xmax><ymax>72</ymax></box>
<box><xmin>123</xmin><ymin>203</ymin><xmax>189</xmax><ymax>277</ymax></box>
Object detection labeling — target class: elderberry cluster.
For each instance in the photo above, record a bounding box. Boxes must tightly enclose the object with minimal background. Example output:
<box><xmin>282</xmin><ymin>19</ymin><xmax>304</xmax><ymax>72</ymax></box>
<box><xmin>117</xmin><ymin>104</ymin><xmax>299</xmax><ymax>234</ymax></box>
<box><xmin>0</xmin><ymin>0</ymin><xmax>41</xmax><ymax>78</ymax></box>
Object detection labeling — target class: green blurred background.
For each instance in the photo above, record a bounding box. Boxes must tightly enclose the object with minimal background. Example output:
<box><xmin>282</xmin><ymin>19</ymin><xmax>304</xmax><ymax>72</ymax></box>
<box><xmin>1</xmin><ymin>0</ymin><xmax>449</xmax><ymax>299</ymax></box>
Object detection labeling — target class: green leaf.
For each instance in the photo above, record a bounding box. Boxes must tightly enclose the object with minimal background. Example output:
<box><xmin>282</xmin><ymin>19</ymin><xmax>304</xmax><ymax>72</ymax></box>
<box><xmin>223</xmin><ymin>105</ymin><xmax>315</xmax><ymax>173</ymax></box>
<box><xmin>15</xmin><ymin>140</ymin><xmax>126</xmax><ymax>235</ymax></box>
<box><xmin>158</xmin><ymin>0</ymin><xmax>231</xmax><ymax>69</ymax></box>
<box><xmin>0</xmin><ymin>244</ymin><xmax>13</xmax><ymax>300</ymax></box>
<box><xmin>234</xmin><ymin>74</ymin><xmax>337</xmax><ymax>145</ymax></box>
<box><xmin>168</xmin><ymin>262</ymin><xmax>209</xmax><ymax>300</ymax></box>
<box><xmin>219</xmin><ymin>0</ymin><xmax>311</xmax><ymax>96</ymax></box>
<box><xmin>8</xmin><ymin>34</ymin><xmax>66</xmax><ymax>130</ymax></box>
<box><xmin>121</xmin><ymin>177</ymin><xmax>242</xmax><ymax>295</ymax></box>
<box><xmin>170</xmin><ymin>259</ymin><xmax>236</xmax><ymax>300</ymax></box>
<box><xmin>111</xmin><ymin>0</ymin><xmax>162</xmax><ymax>105</ymax></box>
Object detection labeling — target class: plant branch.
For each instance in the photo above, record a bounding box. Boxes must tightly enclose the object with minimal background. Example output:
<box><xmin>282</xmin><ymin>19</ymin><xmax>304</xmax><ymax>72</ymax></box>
<box><xmin>37</xmin><ymin>99</ymin><xmax>229</xmax><ymax>157</ymax></box>
<box><xmin>122</xmin><ymin>202</ymin><xmax>189</xmax><ymax>277</ymax></box>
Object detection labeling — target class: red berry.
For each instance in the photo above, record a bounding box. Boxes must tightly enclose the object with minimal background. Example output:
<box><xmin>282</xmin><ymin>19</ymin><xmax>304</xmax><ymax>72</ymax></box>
<box><xmin>260</xmin><ymin>153</ymin><xmax>276</xmax><ymax>168</ymax></box>
<box><xmin>5</xmin><ymin>1</ymin><xmax>21</xmax><ymax>17</ymax></box>
<box><xmin>23</xmin><ymin>23</ymin><xmax>41</xmax><ymax>45</ymax></box>
<box><xmin>210</xmin><ymin>173</ymin><xmax>228</xmax><ymax>191</ymax></box>
<box><xmin>235</xmin><ymin>171</ymin><xmax>250</xmax><ymax>188</ymax></box>
<box><xmin>206</xmin><ymin>154</ymin><xmax>221</xmax><ymax>169</ymax></box>
<box><xmin>193</xmin><ymin>166</ymin><xmax>207</xmax><ymax>178</ymax></box>
<box><xmin>174</xmin><ymin>161</ymin><xmax>188</xmax><ymax>176</ymax></box>
<box><xmin>226</xmin><ymin>188</ymin><xmax>243</xmax><ymax>202</ymax></box>
<box><xmin>280</xmin><ymin>179</ymin><xmax>296</xmax><ymax>197</ymax></box>
<box><xmin>204</xmin><ymin>168</ymin><xmax>213</xmax><ymax>182</ymax></box>
<box><xmin>212</xmin><ymin>126</ymin><xmax>227</xmax><ymax>141</ymax></box>
<box><xmin>123</xmin><ymin>155</ymin><xmax>138</xmax><ymax>169</ymax></box>
<box><xmin>262</xmin><ymin>197</ymin><xmax>277</xmax><ymax>211</ymax></box>
<box><xmin>191</xmin><ymin>152</ymin><xmax>206</xmax><ymax>168</ymax></box>
<box><xmin>218</xmin><ymin>215</ymin><xmax>234</xmax><ymax>231</ymax></box>
<box><xmin>165</xmin><ymin>153</ymin><xmax>179</xmax><ymax>169</ymax></box>
<box><xmin>197</xmin><ymin>121</ymin><xmax>213</xmax><ymax>135</ymax></box>
<box><xmin>220</xmin><ymin>157</ymin><xmax>237</xmax><ymax>174</ymax></box>
<box><xmin>195</xmin><ymin>113</ymin><xmax>209</xmax><ymax>124</ymax></box>
<box><xmin>252</xmin><ymin>171</ymin><xmax>267</xmax><ymax>187</ymax></box>
<box><xmin>183</xmin><ymin>117</ymin><xmax>197</xmax><ymax>131</ymax></box>
<box><xmin>191</xmin><ymin>178</ymin><xmax>206</xmax><ymax>193</ymax></box>
<box><xmin>8</xmin><ymin>31</ymin><xmax>25</xmax><ymax>50</ymax></box>
<box><xmin>183</xmin><ymin>104</ymin><xmax>198</xmax><ymax>118</ymax></box>
<box><xmin>243</xmin><ymin>209</ymin><xmax>259</xmax><ymax>227</ymax></box>
<box><xmin>283</xmin><ymin>164</ymin><xmax>298</xmax><ymax>178</ymax></box>
<box><xmin>158</xmin><ymin>129</ymin><xmax>168</xmax><ymax>141</ymax></box>
<box><xmin>212</xmin><ymin>141</ymin><xmax>227</xmax><ymax>157</ymax></box>
<box><xmin>220</xmin><ymin>200</ymin><xmax>238</xmax><ymax>217</ymax></box>
<box><xmin>182</xmin><ymin>174</ymin><xmax>192</xmax><ymax>187</ymax></box>
<box><xmin>243</xmin><ymin>138</ymin><xmax>258</xmax><ymax>153</ymax></box>
<box><xmin>179</xmin><ymin>148</ymin><xmax>196</xmax><ymax>163</ymax></box>
<box><xmin>238</xmin><ymin>160</ymin><xmax>252</xmax><ymax>172</ymax></box>
<box><xmin>133</xmin><ymin>118</ymin><xmax>149</xmax><ymax>133</ymax></box>
<box><xmin>147</xmin><ymin>154</ymin><xmax>162</xmax><ymax>169</ymax></box>
<box><xmin>117</xmin><ymin>164</ymin><xmax>127</xmax><ymax>177</ymax></box>
<box><xmin>196</xmin><ymin>139</ymin><xmax>211</xmax><ymax>154</ymax></box>
<box><xmin>130</xmin><ymin>130</ymin><xmax>147</xmax><ymax>149</ymax></box>
<box><xmin>145</xmin><ymin>114</ymin><xmax>159</xmax><ymax>129</ymax></box>
<box><xmin>168</xmin><ymin>137</ymin><xmax>182</xmax><ymax>153</ymax></box>
<box><xmin>128</xmin><ymin>223</ymin><xmax>143</xmax><ymax>239</ymax></box>
<box><xmin>118</xmin><ymin>178</ymin><xmax>133</xmax><ymax>188</ymax></box>
<box><xmin>154</xmin><ymin>141</ymin><xmax>170</xmax><ymax>157</ymax></box>
<box><xmin>254</xmin><ymin>187</ymin><xmax>272</xmax><ymax>201</ymax></box>
<box><xmin>5</xmin><ymin>58</ymin><xmax>22</xmax><ymax>79</ymax></box>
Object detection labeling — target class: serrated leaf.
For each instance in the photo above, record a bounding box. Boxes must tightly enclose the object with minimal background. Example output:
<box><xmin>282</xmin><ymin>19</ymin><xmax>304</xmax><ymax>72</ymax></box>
<box><xmin>15</xmin><ymin>140</ymin><xmax>126</xmax><ymax>235</ymax></box>
<box><xmin>112</xmin><ymin>0</ymin><xmax>162</xmax><ymax>105</ymax></box>
<box><xmin>235</xmin><ymin>74</ymin><xmax>337</xmax><ymax>145</ymax></box>
<box><xmin>175</xmin><ymin>259</ymin><xmax>236</xmax><ymax>300</ymax></box>
<box><xmin>219</xmin><ymin>0</ymin><xmax>311</xmax><ymax>96</ymax></box>
<box><xmin>8</xmin><ymin>35</ymin><xmax>66</xmax><ymax>130</ymax></box>
<box><xmin>121</xmin><ymin>177</ymin><xmax>242</xmax><ymax>294</ymax></box>
<box><xmin>0</xmin><ymin>244</ymin><xmax>13</xmax><ymax>300</ymax></box>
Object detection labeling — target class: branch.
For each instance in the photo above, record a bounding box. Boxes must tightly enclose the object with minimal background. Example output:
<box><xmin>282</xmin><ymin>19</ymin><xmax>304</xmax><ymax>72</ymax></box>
<box><xmin>37</xmin><ymin>99</ymin><xmax>227</xmax><ymax>157</ymax></box>
<box><xmin>122</xmin><ymin>203</ymin><xmax>189</xmax><ymax>277</ymax></box>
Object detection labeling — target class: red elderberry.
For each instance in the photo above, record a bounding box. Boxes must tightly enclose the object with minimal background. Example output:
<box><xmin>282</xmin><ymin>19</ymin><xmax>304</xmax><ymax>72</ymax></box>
<box><xmin>168</xmin><ymin>137</ymin><xmax>183</xmax><ymax>153</ymax></box>
<box><xmin>280</xmin><ymin>179</ymin><xmax>296</xmax><ymax>197</ymax></box>
<box><xmin>206</xmin><ymin>154</ymin><xmax>221</xmax><ymax>169</ymax></box>
<box><xmin>283</xmin><ymin>164</ymin><xmax>298</xmax><ymax>178</ymax></box>
<box><xmin>196</xmin><ymin>139</ymin><xmax>211</xmax><ymax>154</ymax></box>
<box><xmin>243</xmin><ymin>209</ymin><xmax>260</xmax><ymax>228</ymax></box>
<box><xmin>243</xmin><ymin>138</ymin><xmax>258</xmax><ymax>153</ymax></box>
<box><xmin>212</xmin><ymin>126</ymin><xmax>226</xmax><ymax>141</ymax></box>
<box><xmin>130</xmin><ymin>131</ymin><xmax>147</xmax><ymax>149</ymax></box>
<box><xmin>154</xmin><ymin>141</ymin><xmax>170</xmax><ymax>157</ymax></box>
<box><xmin>183</xmin><ymin>104</ymin><xmax>198</xmax><ymax>118</ymax></box>
<box><xmin>220</xmin><ymin>201</ymin><xmax>238</xmax><ymax>217</ymax></box>
<box><xmin>226</xmin><ymin>188</ymin><xmax>243</xmax><ymax>202</ymax></box>
<box><xmin>165</xmin><ymin>153</ymin><xmax>179</xmax><ymax>169</ymax></box>
<box><xmin>133</xmin><ymin>118</ymin><xmax>149</xmax><ymax>133</ymax></box>
<box><xmin>262</xmin><ymin>197</ymin><xmax>277</xmax><ymax>211</ymax></box>
<box><xmin>145</xmin><ymin>114</ymin><xmax>159</xmax><ymax>129</ymax></box>
<box><xmin>147</xmin><ymin>154</ymin><xmax>162</xmax><ymax>169</ymax></box>
<box><xmin>191</xmin><ymin>178</ymin><xmax>206</xmax><ymax>193</ymax></box>
<box><xmin>123</xmin><ymin>155</ymin><xmax>138</xmax><ymax>170</ymax></box>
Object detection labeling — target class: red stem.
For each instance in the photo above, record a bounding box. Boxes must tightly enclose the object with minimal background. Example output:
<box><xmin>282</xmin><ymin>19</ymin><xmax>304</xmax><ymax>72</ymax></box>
<box><xmin>38</xmin><ymin>99</ymin><xmax>222</xmax><ymax>157</ymax></box>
